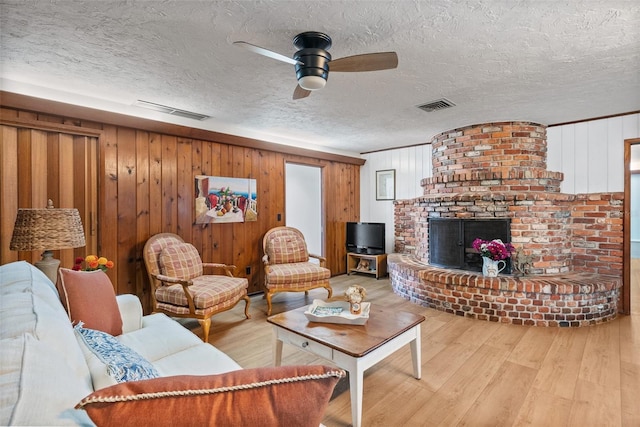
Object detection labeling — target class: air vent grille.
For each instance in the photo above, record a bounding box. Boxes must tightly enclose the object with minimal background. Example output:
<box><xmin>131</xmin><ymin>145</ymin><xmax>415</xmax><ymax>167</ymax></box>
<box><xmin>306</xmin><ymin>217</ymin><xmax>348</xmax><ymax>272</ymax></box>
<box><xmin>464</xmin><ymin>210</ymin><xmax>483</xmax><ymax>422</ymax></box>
<box><xmin>134</xmin><ymin>100</ymin><xmax>210</xmax><ymax>121</ymax></box>
<box><xmin>417</xmin><ymin>98</ymin><xmax>456</xmax><ymax>112</ymax></box>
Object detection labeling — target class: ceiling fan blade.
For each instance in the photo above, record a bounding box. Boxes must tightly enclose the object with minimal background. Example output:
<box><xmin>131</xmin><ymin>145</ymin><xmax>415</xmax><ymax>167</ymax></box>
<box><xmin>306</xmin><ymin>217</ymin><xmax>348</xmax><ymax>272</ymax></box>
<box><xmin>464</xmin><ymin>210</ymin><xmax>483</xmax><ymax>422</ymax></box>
<box><xmin>330</xmin><ymin>52</ymin><xmax>398</xmax><ymax>72</ymax></box>
<box><xmin>293</xmin><ymin>85</ymin><xmax>311</xmax><ymax>100</ymax></box>
<box><xmin>233</xmin><ymin>41</ymin><xmax>303</xmax><ymax>65</ymax></box>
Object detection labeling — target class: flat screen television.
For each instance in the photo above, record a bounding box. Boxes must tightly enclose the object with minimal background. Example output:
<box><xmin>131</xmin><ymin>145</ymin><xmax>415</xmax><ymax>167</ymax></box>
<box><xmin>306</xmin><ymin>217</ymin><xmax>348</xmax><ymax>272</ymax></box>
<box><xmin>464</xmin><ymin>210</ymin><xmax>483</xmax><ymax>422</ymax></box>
<box><xmin>346</xmin><ymin>222</ymin><xmax>385</xmax><ymax>254</ymax></box>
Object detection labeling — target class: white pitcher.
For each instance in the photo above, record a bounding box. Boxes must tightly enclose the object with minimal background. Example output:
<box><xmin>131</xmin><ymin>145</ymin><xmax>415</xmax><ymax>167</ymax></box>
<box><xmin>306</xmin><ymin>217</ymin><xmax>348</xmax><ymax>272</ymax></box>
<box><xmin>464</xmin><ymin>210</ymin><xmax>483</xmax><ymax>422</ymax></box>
<box><xmin>482</xmin><ymin>257</ymin><xmax>506</xmax><ymax>277</ymax></box>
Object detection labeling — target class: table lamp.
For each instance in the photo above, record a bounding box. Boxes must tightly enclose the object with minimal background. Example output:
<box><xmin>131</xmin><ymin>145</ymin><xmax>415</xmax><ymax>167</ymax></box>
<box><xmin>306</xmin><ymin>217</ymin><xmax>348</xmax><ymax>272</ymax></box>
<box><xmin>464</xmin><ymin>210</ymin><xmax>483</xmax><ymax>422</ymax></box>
<box><xmin>10</xmin><ymin>199</ymin><xmax>86</xmax><ymax>284</ymax></box>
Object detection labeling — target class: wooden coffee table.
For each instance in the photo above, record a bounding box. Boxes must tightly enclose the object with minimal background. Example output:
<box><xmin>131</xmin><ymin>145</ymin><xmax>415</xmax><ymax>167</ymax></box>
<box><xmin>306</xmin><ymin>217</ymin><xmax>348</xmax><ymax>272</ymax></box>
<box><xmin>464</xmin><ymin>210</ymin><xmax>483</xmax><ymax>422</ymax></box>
<box><xmin>267</xmin><ymin>304</ymin><xmax>425</xmax><ymax>427</ymax></box>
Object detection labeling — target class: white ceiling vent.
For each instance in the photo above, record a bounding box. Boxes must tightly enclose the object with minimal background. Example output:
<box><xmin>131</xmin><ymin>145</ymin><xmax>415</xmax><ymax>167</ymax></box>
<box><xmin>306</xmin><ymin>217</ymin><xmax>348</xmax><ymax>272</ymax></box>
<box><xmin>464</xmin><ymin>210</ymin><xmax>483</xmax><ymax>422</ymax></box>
<box><xmin>417</xmin><ymin>98</ymin><xmax>456</xmax><ymax>112</ymax></box>
<box><xmin>134</xmin><ymin>100</ymin><xmax>210</xmax><ymax>121</ymax></box>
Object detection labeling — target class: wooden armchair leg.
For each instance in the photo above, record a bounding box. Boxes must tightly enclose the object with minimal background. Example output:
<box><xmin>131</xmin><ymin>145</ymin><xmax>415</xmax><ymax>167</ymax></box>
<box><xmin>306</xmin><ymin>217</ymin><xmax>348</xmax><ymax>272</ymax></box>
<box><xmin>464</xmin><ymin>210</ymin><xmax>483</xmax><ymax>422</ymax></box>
<box><xmin>198</xmin><ymin>317</ymin><xmax>212</xmax><ymax>343</ymax></box>
<box><xmin>242</xmin><ymin>295</ymin><xmax>251</xmax><ymax>319</ymax></box>
<box><xmin>266</xmin><ymin>291</ymin><xmax>274</xmax><ymax>316</ymax></box>
<box><xmin>325</xmin><ymin>285</ymin><xmax>333</xmax><ymax>299</ymax></box>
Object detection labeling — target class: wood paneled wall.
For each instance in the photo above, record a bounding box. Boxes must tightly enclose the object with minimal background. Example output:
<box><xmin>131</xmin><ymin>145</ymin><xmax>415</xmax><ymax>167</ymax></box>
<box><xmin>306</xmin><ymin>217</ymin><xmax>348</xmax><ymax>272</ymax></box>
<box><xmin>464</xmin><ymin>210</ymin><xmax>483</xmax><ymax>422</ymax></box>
<box><xmin>0</xmin><ymin>102</ymin><xmax>361</xmax><ymax>313</ymax></box>
<box><xmin>0</xmin><ymin>120</ymin><xmax>98</xmax><ymax>269</ymax></box>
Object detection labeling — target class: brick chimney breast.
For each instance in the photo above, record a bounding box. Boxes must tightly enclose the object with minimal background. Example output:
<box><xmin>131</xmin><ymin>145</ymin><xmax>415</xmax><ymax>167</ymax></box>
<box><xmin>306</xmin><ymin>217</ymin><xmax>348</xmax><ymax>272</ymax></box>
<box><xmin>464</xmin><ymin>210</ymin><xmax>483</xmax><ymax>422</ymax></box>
<box><xmin>423</xmin><ymin>122</ymin><xmax>563</xmax><ymax>195</ymax></box>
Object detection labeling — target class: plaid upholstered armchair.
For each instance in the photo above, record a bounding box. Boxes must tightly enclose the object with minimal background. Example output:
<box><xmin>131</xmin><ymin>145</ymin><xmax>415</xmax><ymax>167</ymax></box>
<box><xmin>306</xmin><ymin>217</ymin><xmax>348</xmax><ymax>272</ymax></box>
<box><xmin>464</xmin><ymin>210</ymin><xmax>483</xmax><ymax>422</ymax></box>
<box><xmin>262</xmin><ymin>226</ymin><xmax>332</xmax><ymax>315</ymax></box>
<box><xmin>143</xmin><ymin>233</ymin><xmax>250</xmax><ymax>342</ymax></box>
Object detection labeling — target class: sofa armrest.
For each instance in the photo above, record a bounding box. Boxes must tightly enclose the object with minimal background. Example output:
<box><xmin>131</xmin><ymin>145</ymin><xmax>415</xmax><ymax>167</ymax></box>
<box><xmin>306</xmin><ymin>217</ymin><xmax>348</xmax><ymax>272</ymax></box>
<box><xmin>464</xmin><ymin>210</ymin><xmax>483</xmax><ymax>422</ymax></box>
<box><xmin>116</xmin><ymin>294</ymin><xmax>143</xmax><ymax>334</ymax></box>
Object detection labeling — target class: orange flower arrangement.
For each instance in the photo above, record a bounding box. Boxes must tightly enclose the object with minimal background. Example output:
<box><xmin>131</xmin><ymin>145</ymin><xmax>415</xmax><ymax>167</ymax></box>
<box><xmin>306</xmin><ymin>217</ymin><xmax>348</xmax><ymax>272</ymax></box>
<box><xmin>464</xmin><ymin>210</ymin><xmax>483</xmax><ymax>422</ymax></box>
<box><xmin>73</xmin><ymin>255</ymin><xmax>115</xmax><ymax>272</ymax></box>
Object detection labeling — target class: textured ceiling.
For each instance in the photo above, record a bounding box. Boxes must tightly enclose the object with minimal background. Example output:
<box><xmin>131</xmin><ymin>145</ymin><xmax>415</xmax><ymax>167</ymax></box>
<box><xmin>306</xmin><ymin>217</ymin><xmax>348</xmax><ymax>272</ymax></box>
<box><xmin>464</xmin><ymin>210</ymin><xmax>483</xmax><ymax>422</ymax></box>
<box><xmin>1</xmin><ymin>0</ymin><xmax>639</xmax><ymax>157</ymax></box>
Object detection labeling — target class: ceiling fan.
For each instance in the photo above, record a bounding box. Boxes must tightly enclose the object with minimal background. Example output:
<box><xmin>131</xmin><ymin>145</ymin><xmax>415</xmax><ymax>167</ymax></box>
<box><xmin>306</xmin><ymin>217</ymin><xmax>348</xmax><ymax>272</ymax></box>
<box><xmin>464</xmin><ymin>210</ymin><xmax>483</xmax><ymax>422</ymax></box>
<box><xmin>233</xmin><ymin>31</ymin><xmax>398</xmax><ymax>100</ymax></box>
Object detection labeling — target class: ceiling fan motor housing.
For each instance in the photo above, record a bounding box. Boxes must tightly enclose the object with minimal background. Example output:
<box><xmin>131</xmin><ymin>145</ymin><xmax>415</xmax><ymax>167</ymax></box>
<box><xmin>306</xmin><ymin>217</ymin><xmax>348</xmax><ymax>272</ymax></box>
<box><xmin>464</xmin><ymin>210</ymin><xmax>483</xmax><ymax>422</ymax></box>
<box><xmin>293</xmin><ymin>32</ymin><xmax>332</xmax><ymax>90</ymax></box>
<box><xmin>294</xmin><ymin>48</ymin><xmax>331</xmax><ymax>89</ymax></box>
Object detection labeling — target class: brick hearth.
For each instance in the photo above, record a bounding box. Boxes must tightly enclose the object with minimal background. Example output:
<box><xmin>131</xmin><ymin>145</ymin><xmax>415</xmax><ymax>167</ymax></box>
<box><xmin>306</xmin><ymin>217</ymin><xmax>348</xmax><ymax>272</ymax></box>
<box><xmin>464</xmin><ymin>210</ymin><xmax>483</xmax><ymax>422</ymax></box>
<box><xmin>388</xmin><ymin>254</ymin><xmax>621</xmax><ymax>326</ymax></box>
<box><xmin>390</xmin><ymin>122</ymin><xmax>624</xmax><ymax>326</ymax></box>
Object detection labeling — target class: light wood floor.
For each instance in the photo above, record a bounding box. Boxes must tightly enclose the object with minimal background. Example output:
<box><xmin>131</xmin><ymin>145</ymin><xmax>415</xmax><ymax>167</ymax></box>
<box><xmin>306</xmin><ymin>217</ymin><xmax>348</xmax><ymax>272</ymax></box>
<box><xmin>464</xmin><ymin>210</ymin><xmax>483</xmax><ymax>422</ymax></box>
<box><xmin>191</xmin><ymin>260</ymin><xmax>640</xmax><ymax>427</ymax></box>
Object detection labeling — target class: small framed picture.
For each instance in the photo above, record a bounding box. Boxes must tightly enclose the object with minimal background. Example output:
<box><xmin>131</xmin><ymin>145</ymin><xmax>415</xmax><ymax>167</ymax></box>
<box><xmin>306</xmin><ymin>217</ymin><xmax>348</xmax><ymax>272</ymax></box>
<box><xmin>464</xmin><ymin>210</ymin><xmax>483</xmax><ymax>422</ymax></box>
<box><xmin>376</xmin><ymin>169</ymin><xmax>396</xmax><ymax>201</ymax></box>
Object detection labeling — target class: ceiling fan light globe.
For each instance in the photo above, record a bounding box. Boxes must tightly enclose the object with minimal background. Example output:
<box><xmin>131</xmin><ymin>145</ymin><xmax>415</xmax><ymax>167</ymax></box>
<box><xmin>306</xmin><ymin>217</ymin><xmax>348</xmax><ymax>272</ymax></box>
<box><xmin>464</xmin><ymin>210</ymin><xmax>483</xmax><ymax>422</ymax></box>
<box><xmin>298</xmin><ymin>75</ymin><xmax>326</xmax><ymax>91</ymax></box>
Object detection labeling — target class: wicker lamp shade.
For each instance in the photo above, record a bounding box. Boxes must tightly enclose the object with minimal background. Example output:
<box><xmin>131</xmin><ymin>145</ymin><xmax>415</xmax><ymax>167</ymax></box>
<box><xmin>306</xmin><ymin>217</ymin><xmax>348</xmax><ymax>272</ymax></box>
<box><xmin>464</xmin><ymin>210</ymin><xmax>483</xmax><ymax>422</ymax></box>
<box><xmin>10</xmin><ymin>200</ymin><xmax>86</xmax><ymax>284</ymax></box>
<box><xmin>10</xmin><ymin>205</ymin><xmax>86</xmax><ymax>251</ymax></box>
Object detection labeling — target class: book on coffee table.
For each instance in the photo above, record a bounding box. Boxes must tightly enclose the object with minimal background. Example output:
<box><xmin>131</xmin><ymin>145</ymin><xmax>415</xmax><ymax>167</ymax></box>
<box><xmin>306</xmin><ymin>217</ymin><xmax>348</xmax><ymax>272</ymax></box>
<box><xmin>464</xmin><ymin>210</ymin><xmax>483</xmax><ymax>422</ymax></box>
<box><xmin>304</xmin><ymin>299</ymin><xmax>370</xmax><ymax>325</ymax></box>
<box><xmin>312</xmin><ymin>306</ymin><xmax>344</xmax><ymax>316</ymax></box>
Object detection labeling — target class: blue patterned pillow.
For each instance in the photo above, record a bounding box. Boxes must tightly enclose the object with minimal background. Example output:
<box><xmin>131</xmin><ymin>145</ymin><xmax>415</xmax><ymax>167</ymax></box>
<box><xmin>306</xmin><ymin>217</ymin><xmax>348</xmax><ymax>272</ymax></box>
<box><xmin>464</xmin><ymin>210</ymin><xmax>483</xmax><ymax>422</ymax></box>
<box><xmin>75</xmin><ymin>324</ymin><xmax>159</xmax><ymax>388</ymax></box>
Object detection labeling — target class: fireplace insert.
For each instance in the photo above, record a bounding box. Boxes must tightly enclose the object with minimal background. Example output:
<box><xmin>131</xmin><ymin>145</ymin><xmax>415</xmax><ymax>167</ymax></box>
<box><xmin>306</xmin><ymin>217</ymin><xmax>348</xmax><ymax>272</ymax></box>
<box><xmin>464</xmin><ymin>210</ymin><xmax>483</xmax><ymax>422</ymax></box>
<box><xmin>428</xmin><ymin>218</ymin><xmax>512</xmax><ymax>273</ymax></box>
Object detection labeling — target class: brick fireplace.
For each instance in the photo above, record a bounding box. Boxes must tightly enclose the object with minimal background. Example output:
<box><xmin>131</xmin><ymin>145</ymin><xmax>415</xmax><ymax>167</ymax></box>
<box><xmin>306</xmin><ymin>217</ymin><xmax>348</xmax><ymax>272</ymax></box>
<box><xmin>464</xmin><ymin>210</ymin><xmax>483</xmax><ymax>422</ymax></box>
<box><xmin>389</xmin><ymin>122</ymin><xmax>623</xmax><ymax>326</ymax></box>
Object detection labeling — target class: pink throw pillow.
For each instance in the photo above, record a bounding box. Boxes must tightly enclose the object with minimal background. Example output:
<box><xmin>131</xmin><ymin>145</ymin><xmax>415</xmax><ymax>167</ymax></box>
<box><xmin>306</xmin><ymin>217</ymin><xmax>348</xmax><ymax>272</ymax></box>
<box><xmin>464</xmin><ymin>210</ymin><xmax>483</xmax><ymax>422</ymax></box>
<box><xmin>57</xmin><ymin>268</ymin><xmax>123</xmax><ymax>336</ymax></box>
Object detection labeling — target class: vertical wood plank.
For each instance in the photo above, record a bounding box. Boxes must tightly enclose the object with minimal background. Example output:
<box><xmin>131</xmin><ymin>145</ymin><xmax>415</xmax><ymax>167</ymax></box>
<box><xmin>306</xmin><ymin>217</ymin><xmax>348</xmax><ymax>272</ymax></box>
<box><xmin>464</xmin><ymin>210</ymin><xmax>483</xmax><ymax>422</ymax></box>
<box><xmin>217</xmin><ymin>144</ymin><xmax>233</xmax><ymax>264</ymax></box>
<box><xmin>161</xmin><ymin>135</ymin><xmax>178</xmax><ymax>234</ymax></box>
<box><xmin>148</xmin><ymin>133</ymin><xmax>163</xmax><ymax>236</ymax></box>
<box><xmin>251</xmin><ymin>148</ymin><xmax>264</xmax><ymax>293</ymax></box>
<box><xmin>100</xmin><ymin>125</ymin><xmax>119</xmax><ymax>288</ymax></box>
<box><xmin>47</xmin><ymin>133</ymin><xmax>60</xmax><ymax>213</ymax></box>
<box><xmin>57</xmin><ymin>133</ymin><xmax>75</xmax><ymax>269</ymax></box>
<box><xmin>607</xmin><ymin>116</ymin><xmax>624</xmax><ymax>192</ymax></box>
<box><xmin>231</xmin><ymin>145</ymin><xmax>246</xmax><ymax>275</ymax></box>
<box><xmin>0</xmin><ymin>125</ymin><xmax>19</xmax><ymax>264</ymax></box>
<box><xmin>622</xmin><ymin>113</ymin><xmax>640</xmax><ymax>139</ymax></box>
<box><xmin>560</xmin><ymin>124</ymin><xmax>576</xmax><ymax>194</ymax></box>
<box><xmin>244</xmin><ymin>147</ymin><xmax>261</xmax><ymax>292</ymax></box>
<box><xmin>198</xmin><ymin>141</ymin><xmax>213</xmax><ymax>263</ymax></box>
<box><xmin>190</xmin><ymin>140</ymin><xmax>204</xmax><ymax>256</ymax></box>
<box><xmin>71</xmin><ymin>135</ymin><xmax>86</xmax><ymax>264</ymax></box>
<box><xmin>116</xmin><ymin>128</ymin><xmax>137</xmax><ymax>295</ymax></box>
<box><xmin>546</xmin><ymin>126</ymin><xmax>563</xmax><ymax>176</ymax></box>
<box><xmin>573</xmin><ymin>123</ymin><xmax>589</xmax><ymax>194</ymax></box>
<box><xmin>29</xmin><ymin>130</ymin><xmax>48</xmax><ymax>264</ymax></box>
<box><xmin>208</xmin><ymin>142</ymin><xmax>222</xmax><ymax>263</ymax></box>
<box><xmin>324</xmin><ymin>161</ymin><xmax>338</xmax><ymax>271</ymax></box>
<box><xmin>176</xmin><ymin>137</ymin><xmax>193</xmax><ymax>242</ymax></box>
<box><xmin>86</xmin><ymin>136</ymin><xmax>99</xmax><ymax>255</ymax></box>
<box><xmin>587</xmin><ymin>120</ymin><xmax>608</xmax><ymax>193</ymax></box>
<box><xmin>31</xmin><ymin>130</ymin><xmax>48</xmax><ymax>208</ymax></box>
<box><xmin>136</xmin><ymin>130</ymin><xmax>151</xmax><ymax>311</ymax></box>
<box><xmin>72</xmin><ymin>136</ymin><xmax>93</xmax><ymax>259</ymax></box>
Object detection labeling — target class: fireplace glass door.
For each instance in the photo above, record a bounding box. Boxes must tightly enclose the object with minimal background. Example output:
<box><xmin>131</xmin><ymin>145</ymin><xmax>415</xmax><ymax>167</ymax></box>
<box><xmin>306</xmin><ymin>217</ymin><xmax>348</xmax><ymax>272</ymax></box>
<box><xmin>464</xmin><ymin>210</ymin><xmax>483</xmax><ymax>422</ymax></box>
<box><xmin>429</xmin><ymin>218</ymin><xmax>511</xmax><ymax>273</ymax></box>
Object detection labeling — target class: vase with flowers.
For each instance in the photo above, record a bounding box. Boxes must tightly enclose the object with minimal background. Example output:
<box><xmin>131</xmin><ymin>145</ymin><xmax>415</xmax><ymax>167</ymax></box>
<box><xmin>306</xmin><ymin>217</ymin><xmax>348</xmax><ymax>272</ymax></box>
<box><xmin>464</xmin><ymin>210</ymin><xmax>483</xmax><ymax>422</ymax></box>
<box><xmin>472</xmin><ymin>238</ymin><xmax>515</xmax><ymax>277</ymax></box>
<box><xmin>217</xmin><ymin>186</ymin><xmax>236</xmax><ymax>213</ymax></box>
<box><xmin>73</xmin><ymin>255</ymin><xmax>115</xmax><ymax>272</ymax></box>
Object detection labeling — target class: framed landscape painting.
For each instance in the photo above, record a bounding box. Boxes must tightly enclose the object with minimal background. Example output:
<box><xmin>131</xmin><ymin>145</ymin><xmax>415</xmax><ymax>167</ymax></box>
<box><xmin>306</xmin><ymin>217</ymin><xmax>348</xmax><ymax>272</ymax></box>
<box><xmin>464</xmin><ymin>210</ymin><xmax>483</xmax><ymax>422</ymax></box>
<box><xmin>194</xmin><ymin>175</ymin><xmax>257</xmax><ymax>224</ymax></box>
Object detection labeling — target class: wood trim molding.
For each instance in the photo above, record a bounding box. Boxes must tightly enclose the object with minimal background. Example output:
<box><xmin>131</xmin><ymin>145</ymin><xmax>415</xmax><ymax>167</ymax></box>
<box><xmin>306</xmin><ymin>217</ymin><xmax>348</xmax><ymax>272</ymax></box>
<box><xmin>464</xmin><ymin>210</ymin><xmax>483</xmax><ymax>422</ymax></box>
<box><xmin>0</xmin><ymin>91</ymin><xmax>365</xmax><ymax>166</ymax></box>
<box><xmin>549</xmin><ymin>111</ymin><xmax>640</xmax><ymax>128</ymax></box>
<box><xmin>0</xmin><ymin>112</ymin><xmax>103</xmax><ymax>137</ymax></box>
<box><xmin>623</xmin><ymin>137</ymin><xmax>640</xmax><ymax>315</ymax></box>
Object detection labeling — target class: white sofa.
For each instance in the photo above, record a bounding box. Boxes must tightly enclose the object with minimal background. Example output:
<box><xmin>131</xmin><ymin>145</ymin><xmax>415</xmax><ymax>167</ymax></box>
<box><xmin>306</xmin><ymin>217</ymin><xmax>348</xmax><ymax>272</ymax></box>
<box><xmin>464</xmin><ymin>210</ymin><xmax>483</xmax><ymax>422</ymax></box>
<box><xmin>0</xmin><ymin>261</ymin><xmax>244</xmax><ymax>425</ymax></box>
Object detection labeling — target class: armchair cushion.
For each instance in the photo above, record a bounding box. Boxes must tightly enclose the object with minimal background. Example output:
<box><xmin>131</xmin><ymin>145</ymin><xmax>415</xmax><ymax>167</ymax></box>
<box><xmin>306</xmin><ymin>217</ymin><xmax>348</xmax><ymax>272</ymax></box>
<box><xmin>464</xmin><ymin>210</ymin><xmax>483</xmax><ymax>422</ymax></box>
<box><xmin>56</xmin><ymin>268</ymin><xmax>123</xmax><ymax>336</ymax></box>
<box><xmin>159</xmin><ymin>243</ymin><xmax>203</xmax><ymax>280</ymax></box>
<box><xmin>76</xmin><ymin>365</ymin><xmax>344</xmax><ymax>427</ymax></box>
<box><xmin>155</xmin><ymin>276</ymin><xmax>247</xmax><ymax>310</ymax></box>
<box><xmin>265</xmin><ymin>262</ymin><xmax>331</xmax><ymax>286</ymax></box>
<box><xmin>266</xmin><ymin>235</ymin><xmax>309</xmax><ymax>264</ymax></box>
